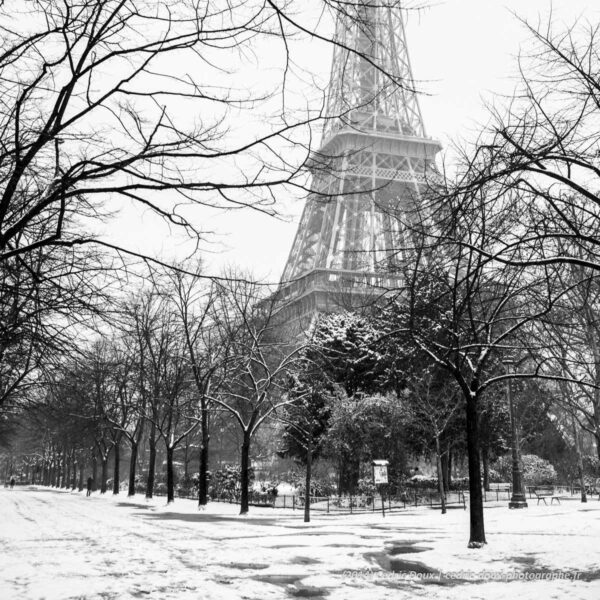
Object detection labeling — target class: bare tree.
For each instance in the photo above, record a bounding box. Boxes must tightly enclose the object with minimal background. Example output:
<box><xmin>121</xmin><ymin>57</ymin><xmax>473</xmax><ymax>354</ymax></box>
<box><xmin>134</xmin><ymin>287</ymin><xmax>198</xmax><ymax>503</ymax></box>
<box><xmin>0</xmin><ymin>243</ymin><xmax>108</xmax><ymax>411</ymax></box>
<box><xmin>166</xmin><ymin>264</ymin><xmax>229</xmax><ymax>506</ymax></box>
<box><xmin>210</xmin><ymin>277</ymin><xmax>304</xmax><ymax>514</ymax></box>
<box><xmin>399</xmin><ymin>366</ymin><xmax>462</xmax><ymax>514</ymax></box>
<box><xmin>447</xmin><ymin>16</ymin><xmax>600</xmax><ymax>276</ymax></box>
<box><xmin>280</xmin><ymin>353</ymin><xmax>337</xmax><ymax>523</ymax></box>
<box><xmin>383</xmin><ymin>180</ymin><xmax>583</xmax><ymax>547</ymax></box>
<box><xmin>0</xmin><ymin>0</ymin><xmax>429</xmax><ymax>417</ymax></box>
<box><xmin>532</xmin><ymin>262</ymin><xmax>600</xmax><ymax>462</ymax></box>
<box><xmin>0</xmin><ymin>0</ymin><xmax>332</xmax><ymax>263</ymax></box>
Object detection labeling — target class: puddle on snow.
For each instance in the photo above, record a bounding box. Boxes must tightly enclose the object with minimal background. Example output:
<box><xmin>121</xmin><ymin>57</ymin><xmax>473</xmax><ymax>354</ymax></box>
<box><xmin>289</xmin><ymin>585</ymin><xmax>330</xmax><ymax>598</ymax></box>
<box><xmin>222</xmin><ymin>562</ymin><xmax>270</xmax><ymax>570</ymax></box>
<box><xmin>511</xmin><ymin>556</ymin><xmax>536</xmax><ymax>566</ymax></box>
<box><xmin>290</xmin><ymin>556</ymin><xmax>321</xmax><ymax>565</ymax></box>
<box><xmin>253</xmin><ymin>574</ymin><xmax>331</xmax><ymax>597</ymax></box>
<box><xmin>365</xmin><ymin>541</ymin><xmax>446</xmax><ymax>585</ymax></box>
<box><xmin>386</xmin><ymin>545</ymin><xmax>430</xmax><ymax>556</ymax></box>
<box><xmin>255</xmin><ymin>574</ymin><xmax>305</xmax><ymax>585</ymax></box>
<box><xmin>387</xmin><ymin>559</ymin><xmax>436</xmax><ymax>574</ymax></box>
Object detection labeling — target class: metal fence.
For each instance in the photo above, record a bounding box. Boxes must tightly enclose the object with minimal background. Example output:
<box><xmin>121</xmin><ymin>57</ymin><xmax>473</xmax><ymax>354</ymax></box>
<box><xmin>482</xmin><ymin>486</ymin><xmax>512</xmax><ymax>502</ymax></box>
<box><xmin>209</xmin><ymin>489</ymin><xmax>467</xmax><ymax>514</ymax></box>
<box><xmin>125</xmin><ymin>481</ymin><xmax>600</xmax><ymax>508</ymax></box>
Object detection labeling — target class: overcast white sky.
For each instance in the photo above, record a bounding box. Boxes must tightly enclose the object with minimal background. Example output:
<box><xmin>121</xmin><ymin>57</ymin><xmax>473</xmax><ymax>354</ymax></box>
<box><xmin>111</xmin><ymin>0</ymin><xmax>599</xmax><ymax>283</ymax></box>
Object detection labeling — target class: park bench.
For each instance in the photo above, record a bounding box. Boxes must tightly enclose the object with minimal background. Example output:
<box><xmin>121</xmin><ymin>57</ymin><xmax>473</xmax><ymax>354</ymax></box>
<box><xmin>530</xmin><ymin>486</ymin><xmax>560</xmax><ymax>505</ymax></box>
<box><xmin>488</xmin><ymin>482</ymin><xmax>511</xmax><ymax>490</ymax></box>
<box><xmin>483</xmin><ymin>483</ymin><xmax>511</xmax><ymax>502</ymax></box>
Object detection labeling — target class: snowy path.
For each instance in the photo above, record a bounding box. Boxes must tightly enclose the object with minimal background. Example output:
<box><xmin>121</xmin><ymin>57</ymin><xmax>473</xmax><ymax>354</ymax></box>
<box><xmin>1</xmin><ymin>487</ymin><xmax>599</xmax><ymax>600</ymax></box>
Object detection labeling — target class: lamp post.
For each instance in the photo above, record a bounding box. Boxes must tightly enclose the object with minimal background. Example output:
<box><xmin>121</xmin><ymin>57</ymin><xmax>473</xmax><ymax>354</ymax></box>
<box><xmin>504</xmin><ymin>359</ymin><xmax>528</xmax><ymax>509</ymax></box>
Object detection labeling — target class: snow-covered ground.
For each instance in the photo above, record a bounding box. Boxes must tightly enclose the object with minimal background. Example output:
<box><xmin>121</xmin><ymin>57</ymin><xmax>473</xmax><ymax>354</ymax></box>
<box><xmin>1</xmin><ymin>487</ymin><xmax>598</xmax><ymax>600</ymax></box>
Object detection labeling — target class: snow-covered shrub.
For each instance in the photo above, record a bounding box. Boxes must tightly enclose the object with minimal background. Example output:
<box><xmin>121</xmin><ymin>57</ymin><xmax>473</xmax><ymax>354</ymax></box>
<box><xmin>406</xmin><ymin>474</ymin><xmax>438</xmax><ymax>489</ymax></box>
<box><xmin>357</xmin><ymin>477</ymin><xmax>377</xmax><ymax>496</ymax></box>
<box><xmin>275</xmin><ymin>482</ymin><xmax>297</xmax><ymax>496</ymax></box>
<box><xmin>104</xmin><ymin>478</ymin><xmax>127</xmax><ymax>490</ymax></box>
<box><xmin>449</xmin><ymin>477</ymin><xmax>469</xmax><ymax>490</ymax></box>
<box><xmin>208</xmin><ymin>465</ymin><xmax>254</xmax><ymax>498</ymax></box>
<box><xmin>295</xmin><ymin>477</ymin><xmax>336</xmax><ymax>498</ymax></box>
<box><xmin>155</xmin><ymin>482</ymin><xmax>168</xmax><ymax>495</ymax></box>
<box><xmin>488</xmin><ymin>468</ymin><xmax>503</xmax><ymax>483</ymax></box>
<box><xmin>252</xmin><ymin>480</ymin><xmax>275</xmax><ymax>493</ymax></box>
<box><xmin>494</xmin><ymin>454</ymin><xmax>557</xmax><ymax>485</ymax></box>
<box><xmin>279</xmin><ymin>470</ymin><xmax>303</xmax><ymax>489</ymax></box>
<box><xmin>177</xmin><ymin>473</ymin><xmax>195</xmax><ymax>495</ymax></box>
<box><xmin>583</xmin><ymin>455</ymin><xmax>600</xmax><ymax>477</ymax></box>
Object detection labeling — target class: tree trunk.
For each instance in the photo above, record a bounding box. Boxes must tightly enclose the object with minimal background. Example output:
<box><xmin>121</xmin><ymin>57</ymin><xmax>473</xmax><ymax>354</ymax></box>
<box><xmin>304</xmin><ymin>440</ymin><xmax>312</xmax><ymax>523</ymax></box>
<box><xmin>240</xmin><ymin>435</ymin><xmax>251</xmax><ymax>515</ymax></box>
<box><xmin>166</xmin><ymin>446</ymin><xmax>175</xmax><ymax>504</ymax></box>
<box><xmin>146</xmin><ymin>424</ymin><xmax>157</xmax><ymax>499</ymax></box>
<box><xmin>71</xmin><ymin>452</ymin><xmax>77</xmax><ymax>489</ymax></box>
<box><xmin>465</xmin><ymin>394</ymin><xmax>486</xmax><ymax>548</ymax></box>
<box><xmin>441</xmin><ymin>451</ymin><xmax>449</xmax><ymax>493</ymax></box>
<box><xmin>92</xmin><ymin>451</ymin><xmax>98</xmax><ymax>491</ymax></box>
<box><xmin>199</xmin><ymin>406</ymin><xmax>210</xmax><ymax>506</ymax></box>
<box><xmin>338</xmin><ymin>452</ymin><xmax>360</xmax><ymax>495</ymax></box>
<box><xmin>593</xmin><ymin>388</ymin><xmax>600</xmax><ymax>462</ymax></box>
<box><xmin>61</xmin><ymin>449</ymin><xmax>68</xmax><ymax>488</ymax></box>
<box><xmin>481</xmin><ymin>446</ymin><xmax>490</xmax><ymax>492</ymax></box>
<box><xmin>447</xmin><ymin>451</ymin><xmax>453</xmax><ymax>489</ymax></box>
<box><xmin>184</xmin><ymin>440</ymin><xmax>189</xmax><ymax>479</ymax></box>
<box><xmin>435</xmin><ymin>435</ymin><xmax>447</xmax><ymax>515</ymax></box>
<box><xmin>113</xmin><ymin>438</ymin><xmax>120</xmax><ymax>495</ymax></box>
<box><xmin>128</xmin><ymin>440</ymin><xmax>138</xmax><ymax>497</ymax></box>
<box><xmin>100</xmin><ymin>456</ymin><xmax>109</xmax><ymax>494</ymax></box>
<box><xmin>572</xmin><ymin>418</ymin><xmax>587</xmax><ymax>503</ymax></box>
<box><xmin>78</xmin><ymin>461</ymin><xmax>84</xmax><ymax>492</ymax></box>
<box><xmin>54</xmin><ymin>455</ymin><xmax>61</xmax><ymax>487</ymax></box>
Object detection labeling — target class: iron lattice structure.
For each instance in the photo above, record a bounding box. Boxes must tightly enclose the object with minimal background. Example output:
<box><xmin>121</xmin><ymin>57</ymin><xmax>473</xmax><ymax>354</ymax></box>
<box><xmin>277</xmin><ymin>1</ymin><xmax>441</xmax><ymax>326</ymax></box>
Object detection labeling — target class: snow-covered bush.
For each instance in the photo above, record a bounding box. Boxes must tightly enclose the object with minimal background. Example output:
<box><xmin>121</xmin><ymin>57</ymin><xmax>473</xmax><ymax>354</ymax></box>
<box><xmin>278</xmin><ymin>470</ymin><xmax>303</xmax><ymax>489</ymax></box>
<box><xmin>406</xmin><ymin>474</ymin><xmax>438</xmax><ymax>489</ymax></box>
<box><xmin>295</xmin><ymin>478</ymin><xmax>336</xmax><ymax>497</ymax></box>
<box><xmin>357</xmin><ymin>477</ymin><xmax>377</xmax><ymax>496</ymax></box>
<box><xmin>583</xmin><ymin>455</ymin><xmax>600</xmax><ymax>477</ymax></box>
<box><xmin>449</xmin><ymin>477</ymin><xmax>469</xmax><ymax>490</ymax></box>
<box><xmin>208</xmin><ymin>465</ymin><xmax>254</xmax><ymax>498</ymax></box>
<box><xmin>275</xmin><ymin>482</ymin><xmax>297</xmax><ymax>496</ymax></box>
<box><xmin>155</xmin><ymin>482</ymin><xmax>168</xmax><ymax>495</ymax></box>
<box><xmin>176</xmin><ymin>473</ymin><xmax>195</xmax><ymax>495</ymax></box>
<box><xmin>488</xmin><ymin>468</ymin><xmax>502</xmax><ymax>483</ymax></box>
<box><xmin>493</xmin><ymin>454</ymin><xmax>557</xmax><ymax>485</ymax></box>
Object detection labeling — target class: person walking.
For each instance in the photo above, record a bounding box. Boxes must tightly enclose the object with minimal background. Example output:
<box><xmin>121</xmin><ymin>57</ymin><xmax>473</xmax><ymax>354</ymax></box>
<box><xmin>9</xmin><ymin>477</ymin><xmax>15</xmax><ymax>489</ymax></box>
<box><xmin>86</xmin><ymin>476</ymin><xmax>93</xmax><ymax>497</ymax></box>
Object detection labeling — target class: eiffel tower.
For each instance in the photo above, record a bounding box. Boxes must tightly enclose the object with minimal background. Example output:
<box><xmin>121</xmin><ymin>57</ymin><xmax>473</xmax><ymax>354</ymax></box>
<box><xmin>276</xmin><ymin>1</ymin><xmax>441</xmax><ymax>328</ymax></box>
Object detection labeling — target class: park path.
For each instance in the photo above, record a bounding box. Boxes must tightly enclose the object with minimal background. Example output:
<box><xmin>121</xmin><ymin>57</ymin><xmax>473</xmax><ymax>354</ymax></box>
<box><xmin>0</xmin><ymin>487</ymin><xmax>225</xmax><ymax>599</ymax></box>
<box><xmin>1</xmin><ymin>487</ymin><xmax>599</xmax><ymax>600</ymax></box>
<box><xmin>0</xmin><ymin>487</ymin><xmax>402</xmax><ymax>600</ymax></box>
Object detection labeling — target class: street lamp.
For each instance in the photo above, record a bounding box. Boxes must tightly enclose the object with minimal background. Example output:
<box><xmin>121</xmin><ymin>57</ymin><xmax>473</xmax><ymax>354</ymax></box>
<box><xmin>504</xmin><ymin>358</ymin><xmax>528</xmax><ymax>509</ymax></box>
